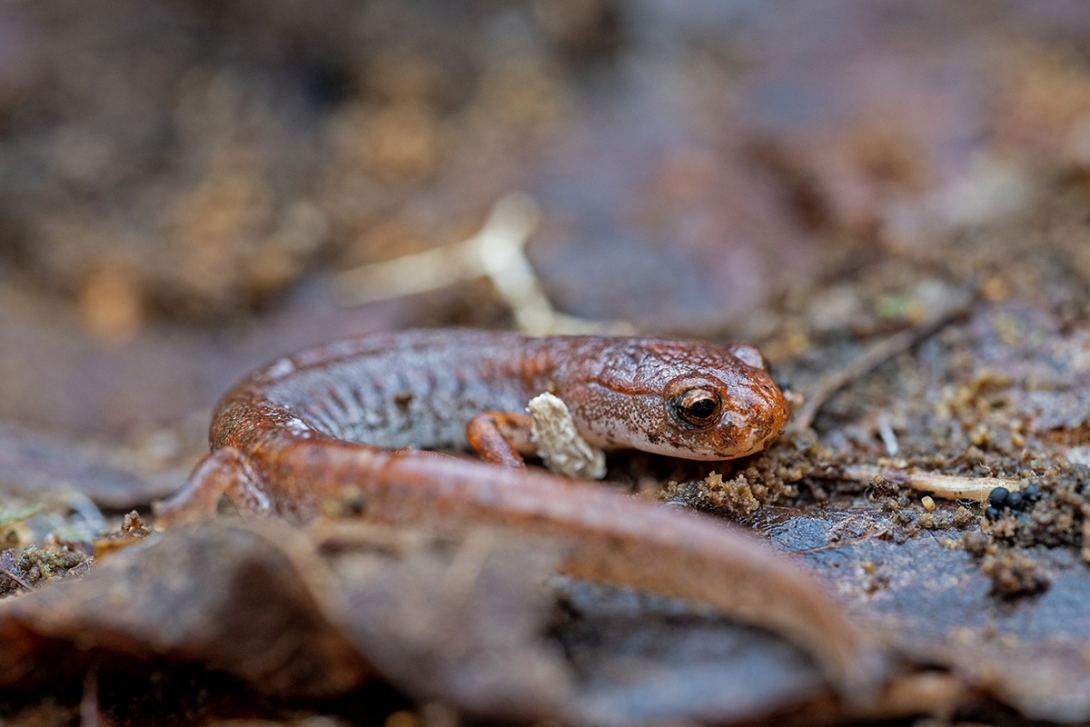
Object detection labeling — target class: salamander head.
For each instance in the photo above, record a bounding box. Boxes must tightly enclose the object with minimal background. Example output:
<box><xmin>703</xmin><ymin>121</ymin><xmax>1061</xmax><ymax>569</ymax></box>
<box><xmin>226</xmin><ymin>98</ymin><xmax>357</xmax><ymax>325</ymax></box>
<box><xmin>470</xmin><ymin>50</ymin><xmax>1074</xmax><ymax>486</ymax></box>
<box><xmin>651</xmin><ymin>341</ymin><xmax>789</xmax><ymax>460</ymax></box>
<box><xmin>572</xmin><ymin>340</ymin><xmax>790</xmax><ymax>461</ymax></box>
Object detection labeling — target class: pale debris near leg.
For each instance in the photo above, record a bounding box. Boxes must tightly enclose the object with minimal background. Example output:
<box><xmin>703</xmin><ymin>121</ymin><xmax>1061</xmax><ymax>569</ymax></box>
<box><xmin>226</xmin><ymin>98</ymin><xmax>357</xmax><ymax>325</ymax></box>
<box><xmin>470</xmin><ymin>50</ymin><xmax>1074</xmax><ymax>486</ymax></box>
<box><xmin>527</xmin><ymin>393</ymin><xmax>606</xmax><ymax>479</ymax></box>
<box><xmin>335</xmin><ymin>192</ymin><xmax>633</xmax><ymax>336</ymax></box>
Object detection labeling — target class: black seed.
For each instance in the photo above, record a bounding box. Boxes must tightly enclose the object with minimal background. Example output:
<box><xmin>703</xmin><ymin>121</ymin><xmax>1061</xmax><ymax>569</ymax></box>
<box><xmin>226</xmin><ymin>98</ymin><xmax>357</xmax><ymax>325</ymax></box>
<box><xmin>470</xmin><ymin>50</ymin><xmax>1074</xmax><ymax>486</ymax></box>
<box><xmin>1022</xmin><ymin>483</ymin><xmax>1039</xmax><ymax>502</ymax></box>
<box><xmin>1007</xmin><ymin>491</ymin><xmax>1024</xmax><ymax>511</ymax></box>
<box><xmin>985</xmin><ymin>506</ymin><xmax>1001</xmax><ymax>521</ymax></box>
<box><xmin>988</xmin><ymin>486</ymin><xmax>1010</xmax><ymax>508</ymax></box>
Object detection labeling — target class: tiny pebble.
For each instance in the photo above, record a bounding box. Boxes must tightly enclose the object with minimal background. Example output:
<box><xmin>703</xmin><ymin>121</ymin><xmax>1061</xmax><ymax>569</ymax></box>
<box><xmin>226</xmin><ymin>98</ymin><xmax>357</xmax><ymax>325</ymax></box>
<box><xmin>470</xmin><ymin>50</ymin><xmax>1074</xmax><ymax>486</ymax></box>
<box><xmin>921</xmin><ymin>495</ymin><xmax>936</xmax><ymax>512</ymax></box>
<box><xmin>1022</xmin><ymin>483</ymin><xmax>1039</xmax><ymax>501</ymax></box>
<box><xmin>988</xmin><ymin>486</ymin><xmax>1010</xmax><ymax>509</ymax></box>
<box><xmin>985</xmin><ymin>506</ymin><xmax>1001</xmax><ymax>521</ymax></box>
<box><xmin>1006</xmin><ymin>490</ymin><xmax>1024</xmax><ymax>511</ymax></box>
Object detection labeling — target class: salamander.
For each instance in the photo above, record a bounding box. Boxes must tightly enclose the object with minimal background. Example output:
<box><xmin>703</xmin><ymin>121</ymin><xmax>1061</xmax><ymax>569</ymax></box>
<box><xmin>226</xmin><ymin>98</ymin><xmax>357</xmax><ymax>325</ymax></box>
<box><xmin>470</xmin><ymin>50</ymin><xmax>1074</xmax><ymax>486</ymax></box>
<box><xmin>156</xmin><ymin>329</ymin><xmax>878</xmax><ymax>698</ymax></box>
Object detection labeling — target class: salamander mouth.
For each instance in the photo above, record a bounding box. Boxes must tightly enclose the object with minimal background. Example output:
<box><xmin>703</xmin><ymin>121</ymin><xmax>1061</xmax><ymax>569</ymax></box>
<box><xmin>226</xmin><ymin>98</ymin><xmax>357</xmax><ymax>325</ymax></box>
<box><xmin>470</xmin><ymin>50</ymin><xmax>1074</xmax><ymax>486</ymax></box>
<box><xmin>715</xmin><ymin>409</ymin><xmax>784</xmax><ymax>458</ymax></box>
<box><xmin>717</xmin><ymin>438</ymin><xmax>761</xmax><ymax>459</ymax></box>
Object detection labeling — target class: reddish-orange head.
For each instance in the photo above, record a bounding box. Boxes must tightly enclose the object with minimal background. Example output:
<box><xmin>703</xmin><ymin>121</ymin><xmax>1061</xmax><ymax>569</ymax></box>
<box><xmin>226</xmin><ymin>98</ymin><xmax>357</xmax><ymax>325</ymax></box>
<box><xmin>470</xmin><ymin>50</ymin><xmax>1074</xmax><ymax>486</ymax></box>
<box><xmin>563</xmin><ymin>340</ymin><xmax>790</xmax><ymax>460</ymax></box>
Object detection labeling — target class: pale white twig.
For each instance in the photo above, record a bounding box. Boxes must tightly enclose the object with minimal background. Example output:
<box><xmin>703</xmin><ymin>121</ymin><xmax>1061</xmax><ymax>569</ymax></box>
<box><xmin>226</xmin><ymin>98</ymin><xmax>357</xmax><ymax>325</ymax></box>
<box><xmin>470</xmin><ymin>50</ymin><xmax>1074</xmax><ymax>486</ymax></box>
<box><xmin>335</xmin><ymin>193</ymin><xmax>634</xmax><ymax>336</ymax></box>
<box><xmin>876</xmin><ymin>414</ymin><xmax>899</xmax><ymax>458</ymax></box>
<box><xmin>842</xmin><ymin>464</ymin><xmax>1020</xmax><ymax>502</ymax></box>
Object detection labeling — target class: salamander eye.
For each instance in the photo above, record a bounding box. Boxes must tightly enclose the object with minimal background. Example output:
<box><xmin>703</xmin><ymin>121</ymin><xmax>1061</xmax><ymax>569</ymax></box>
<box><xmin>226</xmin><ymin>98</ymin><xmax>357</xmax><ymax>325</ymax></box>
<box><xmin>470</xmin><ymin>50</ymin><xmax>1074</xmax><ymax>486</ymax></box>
<box><xmin>673</xmin><ymin>388</ymin><xmax>721</xmax><ymax>427</ymax></box>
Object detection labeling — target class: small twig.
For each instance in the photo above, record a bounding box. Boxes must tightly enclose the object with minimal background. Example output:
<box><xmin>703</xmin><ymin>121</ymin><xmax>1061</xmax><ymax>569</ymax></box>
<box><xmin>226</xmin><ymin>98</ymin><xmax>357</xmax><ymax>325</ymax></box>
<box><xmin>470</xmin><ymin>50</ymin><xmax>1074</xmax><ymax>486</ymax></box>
<box><xmin>791</xmin><ymin>297</ymin><xmax>973</xmax><ymax>432</ymax></box>
<box><xmin>876</xmin><ymin>413</ymin><xmax>899</xmax><ymax>457</ymax></box>
<box><xmin>0</xmin><ymin>563</ymin><xmax>34</xmax><ymax>592</ymax></box>
<box><xmin>840</xmin><ymin>464</ymin><xmax>1020</xmax><ymax>502</ymax></box>
<box><xmin>335</xmin><ymin>193</ymin><xmax>633</xmax><ymax>336</ymax></box>
<box><xmin>789</xmin><ymin>528</ymin><xmax>890</xmax><ymax>556</ymax></box>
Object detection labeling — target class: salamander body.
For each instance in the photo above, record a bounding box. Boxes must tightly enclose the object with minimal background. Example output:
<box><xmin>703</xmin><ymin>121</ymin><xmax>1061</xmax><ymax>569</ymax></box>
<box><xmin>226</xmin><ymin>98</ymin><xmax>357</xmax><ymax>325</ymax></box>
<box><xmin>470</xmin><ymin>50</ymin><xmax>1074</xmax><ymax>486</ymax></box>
<box><xmin>158</xmin><ymin>330</ymin><xmax>876</xmax><ymax>697</ymax></box>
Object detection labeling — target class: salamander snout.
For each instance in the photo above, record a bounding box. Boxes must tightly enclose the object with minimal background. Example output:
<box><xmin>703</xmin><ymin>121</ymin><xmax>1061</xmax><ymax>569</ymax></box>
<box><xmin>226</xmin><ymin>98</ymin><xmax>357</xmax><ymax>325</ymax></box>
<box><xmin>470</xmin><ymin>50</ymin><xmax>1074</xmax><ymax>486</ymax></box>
<box><xmin>712</xmin><ymin>377</ymin><xmax>790</xmax><ymax>458</ymax></box>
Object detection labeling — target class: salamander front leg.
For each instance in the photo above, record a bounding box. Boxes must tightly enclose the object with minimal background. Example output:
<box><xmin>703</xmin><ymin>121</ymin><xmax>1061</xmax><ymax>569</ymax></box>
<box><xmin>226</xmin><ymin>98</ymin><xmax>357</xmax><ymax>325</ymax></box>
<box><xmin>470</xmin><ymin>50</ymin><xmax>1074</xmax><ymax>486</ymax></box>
<box><xmin>467</xmin><ymin>396</ymin><xmax>606</xmax><ymax>480</ymax></box>
<box><xmin>154</xmin><ymin>446</ymin><xmax>271</xmax><ymax>527</ymax></box>
<box><xmin>465</xmin><ymin>412</ymin><xmax>535</xmax><ymax>468</ymax></box>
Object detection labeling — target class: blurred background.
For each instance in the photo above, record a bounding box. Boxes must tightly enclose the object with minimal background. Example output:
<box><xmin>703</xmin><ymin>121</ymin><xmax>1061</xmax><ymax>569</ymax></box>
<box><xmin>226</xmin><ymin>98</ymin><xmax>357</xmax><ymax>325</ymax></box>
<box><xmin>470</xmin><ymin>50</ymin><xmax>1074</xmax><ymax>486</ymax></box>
<box><xmin>2</xmin><ymin>0</ymin><xmax>1090</xmax><ymax>485</ymax></box>
<box><xmin>9</xmin><ymin>4</ymin><xmax>1090</xmax><ymax>724</ymax></box>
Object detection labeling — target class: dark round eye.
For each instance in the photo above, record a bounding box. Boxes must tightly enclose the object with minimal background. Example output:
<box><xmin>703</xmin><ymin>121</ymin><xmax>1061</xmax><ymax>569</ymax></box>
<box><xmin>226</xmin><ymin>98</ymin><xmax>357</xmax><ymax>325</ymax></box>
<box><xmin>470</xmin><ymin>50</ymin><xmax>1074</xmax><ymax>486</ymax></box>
<box><xmin>674</xmin><ymin>388</ymin><xmax>721</xmax><ymax>427</ymax></box>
